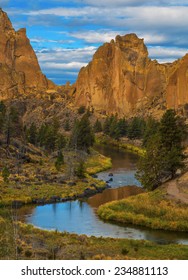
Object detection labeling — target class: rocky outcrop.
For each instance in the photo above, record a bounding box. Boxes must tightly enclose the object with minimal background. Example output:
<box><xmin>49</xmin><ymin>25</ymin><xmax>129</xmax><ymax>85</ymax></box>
<box><xmin>166</xmin><ymin>55</ymin><xmax>188</xmax><ymax>111</ymax></box>
<box><xmin>0</xmin><ymin>9</ymin><xmax>55</xmax><ymax>100</ymax></box>
<box><xmin>74</xmin><ymin>34</ymin><xmax>168</xmax><ymax>116</ymax></box>
<box><xmin>74</xmin><ymin>33</ymin><xmax>188</xmax><ymax>117</ymax></box>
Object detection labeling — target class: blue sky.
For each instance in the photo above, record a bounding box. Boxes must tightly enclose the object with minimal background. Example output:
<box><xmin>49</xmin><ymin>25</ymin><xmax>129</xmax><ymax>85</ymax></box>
<box><xmin>1</xmin><ymin>0</ymin><xmax>188</xmax><ymax>85</ymax></box>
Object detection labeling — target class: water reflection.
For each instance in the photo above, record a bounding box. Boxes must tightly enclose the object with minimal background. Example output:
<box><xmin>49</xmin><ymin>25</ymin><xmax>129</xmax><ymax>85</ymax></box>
<box><xmin>94</xmin><ymin>144</ymin><xmax>141</xmax><ymax>187</ymax></box>
<box><xmin>20</xmin><ymin>145</ymin><xmax>188</xmax><ymax>245</ymax></box>
<box><xmin>88</xmin><ymin>186</ymin><xmax>144</xmax><ymax>208</ymax></box>
<box><xmin>24</xmin><ymin>200</ymin><xmax>188</xmax><ymax>244</ymax></box>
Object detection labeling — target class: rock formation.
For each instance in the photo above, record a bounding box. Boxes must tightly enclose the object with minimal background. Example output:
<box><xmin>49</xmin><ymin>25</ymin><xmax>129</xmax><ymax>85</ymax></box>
<box><xmin>74</xmin><ymin>33</ymin><xmax>188</xmax><ymax>117</ymax></box>
<box><xmin>0</xmin><ymin>8</ymin><xmax>55</xmax><ymax>100</ymax></box>
<box><xmin>166</xmin><ymin>55</ymin><xmax>188</xmax><ymax>111</ymax></box>
<box><xmin>1</xmin><ymin>8</ymin><xmax>188</xmax><ymax>119</ymax></box>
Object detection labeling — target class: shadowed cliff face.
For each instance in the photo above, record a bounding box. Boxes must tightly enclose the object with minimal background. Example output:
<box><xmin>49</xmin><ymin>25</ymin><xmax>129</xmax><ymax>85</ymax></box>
<box><xmin>0</xmin><ymin>9</ymin><xmax>55</xmax><ymax>100</ymax></box>
<box><xmin>74</xmin><ymin>33</ymin><xmax>188</xmax><ymax>117</ymax></box>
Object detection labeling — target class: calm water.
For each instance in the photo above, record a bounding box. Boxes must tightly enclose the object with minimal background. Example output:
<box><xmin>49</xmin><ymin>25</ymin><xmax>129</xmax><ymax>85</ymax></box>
<box><xmin>94</xmin><ymin>144</ymin><xmax>141</xmax><ymax>188</ymax></box>
<box><xmin>22</xmin><ymin>145</ymin><xmax>188</xmax><ymax>245</ymax></box>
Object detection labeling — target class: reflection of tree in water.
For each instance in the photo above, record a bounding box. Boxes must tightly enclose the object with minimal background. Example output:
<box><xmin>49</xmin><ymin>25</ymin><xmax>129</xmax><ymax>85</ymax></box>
<box><xmin>143</xmin><ymin>229</ymin><xmax>188</xmax><ymax>245</ymax></box>
<box><xmin>94</xmin><ymin>144</ymin><xmax>139</xmax><ymax>170</ymax></box>
<box><xmin>88</xmin><ymin>186</ymin><xmax>143</xmax><ymax>208</ymax></box>
<box><xmin>52</xmin><ymin>203</ymin><xmax>57</xmax><ymax>215</ymax></box>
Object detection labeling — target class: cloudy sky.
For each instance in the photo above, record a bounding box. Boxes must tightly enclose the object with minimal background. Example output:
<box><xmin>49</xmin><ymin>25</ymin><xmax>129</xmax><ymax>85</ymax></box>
<box><xmin>1</xmin><ymin>0</ymin><xmax>188</xmax><ymax>85</ymax></box>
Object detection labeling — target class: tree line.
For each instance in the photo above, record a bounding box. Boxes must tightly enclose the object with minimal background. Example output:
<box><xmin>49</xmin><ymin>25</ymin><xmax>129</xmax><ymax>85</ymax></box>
<box><xmin>1</xmin><ymin>101</ymin><xmax>187</xmax><ymax>189</ymax></box>
<box><xmin>93</xmin><ymin>114</ymin><xmax>157</xmax><ymax>144</ymax></box>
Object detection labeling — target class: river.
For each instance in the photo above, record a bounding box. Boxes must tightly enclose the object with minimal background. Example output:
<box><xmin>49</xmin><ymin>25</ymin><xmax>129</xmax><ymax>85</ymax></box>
<box><xmin>20</xmin><ymin>144</ymin><xmax>188</xmax><ymax>245</ymax></box>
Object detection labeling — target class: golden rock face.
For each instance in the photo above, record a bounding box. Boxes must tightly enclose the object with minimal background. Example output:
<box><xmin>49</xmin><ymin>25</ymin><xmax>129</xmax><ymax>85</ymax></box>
<box><xmin>0</xmin><ymin>9</ymin><xmax>54</xmax><ymax>100</ymax></box>
<box><xmin>74</xmin><ymin>33</ymin><xmax>188</xmax><ymax>117</ymax></box>
<box><xmin>166</xmin><ymin>55</ymin><xmax>188</xmax><ymax>110</ymax></box>
<box><xmin>1</xmin><ymin>8</ymin><xmax>188</xmax><ymax>118</ymax></box>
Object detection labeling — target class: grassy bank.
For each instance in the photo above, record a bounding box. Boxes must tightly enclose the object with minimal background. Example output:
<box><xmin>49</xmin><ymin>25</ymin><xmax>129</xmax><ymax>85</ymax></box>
<box><xmin>0</xmin><ymin>217</ymin><xmax>188</xmax><ymax>260</ymax></box>
<box><xmin>98</xmin><ymin>188</ymin><xmax>188</xmax><ymax>232</ymax></box>
<box><xmin>96</xmin><ymin>134</ymin><xmax>145</xmax><ymax>156</ymax></box>
<box><xmin>0</xmin><ymin>150</ymin><xmax>110</xmax><ymax>206</ymax></box>
<box><xmin>0</xmin><ymin>178</ymin><xmax>106</xmax><ymax>206</ymax></box>
<box><xmin>86</xmin><ymin>149</ymin><xmax>112</xmax><ymax>174</ymax></box>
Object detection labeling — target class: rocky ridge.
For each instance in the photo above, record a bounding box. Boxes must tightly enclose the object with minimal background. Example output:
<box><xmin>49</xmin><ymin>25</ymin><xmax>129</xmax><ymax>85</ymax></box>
<box><xmin>1</xmin><ymin>8</ymin><xmax>188</xmax><ymax>120</ymax></box>
<box><xmin>74</xmin><ymin>34</ymin><xmax>188</xmax><ymax>118</ymax></box>
<box><xmin>0</xmin><ymin>9</ymin><xmax>55</xmax><ymax>100</ymax></box>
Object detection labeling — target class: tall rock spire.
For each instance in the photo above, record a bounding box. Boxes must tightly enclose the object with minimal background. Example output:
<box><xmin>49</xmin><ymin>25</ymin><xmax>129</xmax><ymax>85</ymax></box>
<box><xmin>0</xmin><ymin>9</ymin><xmax>54</xmax><ymax>100</ymax></box>
<box><xmin>74</xmin><ymin>33</ymin><xmax>168</xmax><ymax>117</ymax></box>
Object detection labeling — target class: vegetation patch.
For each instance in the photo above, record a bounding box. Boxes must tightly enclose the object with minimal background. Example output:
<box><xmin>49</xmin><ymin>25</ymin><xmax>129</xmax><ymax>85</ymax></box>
<box><xmin>98</xmin><ymin>188</ymin><xmax>188</xmax><ymax>231</ymax></box>
<box><xmin>1</xmin><ymin>217</ymin><xmax>188</xmax><ymax>260</ymax></box>
<box><xmin>0</xmin><ymin>176</ymin><xmax>106</xmax><ymax>206</ymax></box>
<box><xmin>86</xmin><ymin>149</ymin><xmax>112</xmax><ymax>174</ymax></box>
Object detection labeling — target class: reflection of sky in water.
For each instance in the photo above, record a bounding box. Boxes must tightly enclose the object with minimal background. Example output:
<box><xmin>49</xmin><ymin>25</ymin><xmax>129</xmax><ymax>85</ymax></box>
<box><xmin>96</xmin><ymin>169</ymin><xmax>141</xmax><ymax>188</ymax></box>
<box><xmin>26</xmin><ymin>201</ymin><xmax>188</xmax><ymax>245</ymax></box>
<box><xmin>24</xmin><ymin>145</ymin><xmax>188</xmax><ymax>245</ymax></box>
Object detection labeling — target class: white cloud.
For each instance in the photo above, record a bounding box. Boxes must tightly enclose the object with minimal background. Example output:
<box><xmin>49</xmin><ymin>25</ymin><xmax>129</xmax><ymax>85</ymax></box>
<box><xmin>36</xmin><ymin>46</ymin><xmax>97</xmax><ymax>63</ymax></box>
<box><xmin>42</xmin><ymin>61</ymin><xmax>87</xmax><ymax>70</ymax></box>
<box><xmin>35</xmin><ymin>46</ymin><xmax>96</xmax><ymax>81</ymax></box>
<box><xmin>67</xmin><ymin>30</ymin><xmax>168</xmax><ymax>44</ymax></box>
<box><xmin>76</xmin><ymin>0</ymin><xmax>188</xmax><ymax>7</ymax></box>
<box><xmin>31</xmin><ymin>38</ymin><xmax>74</xmax><ymax>44</ymax></box>
<box><xmin>148</xmin><ymin>46</ymin><xmax>188</xmax><ymax>59</ymax></box>
<box><xmin>24</xmin><ymin>6</ymin><xmax>188</xmax><ymax>33</ymax></box>
<box><xmin>138</xmin><ymin>34</ymin><xmax>167</xmax><ymax>44</ymax></box>
<box><xmin>25</xmin><ymin>7</ymin><xmax>96</xmax><ymax>17</ymax></box>
<box><xmin>7</xmin><ymin>1</ymin><xmax>188</xmax><ymax>84</ymax></box>
<box><xmin>66</xmin><ymin>30</ymin><xmax>124</xmax><ymax>43</ymax></box>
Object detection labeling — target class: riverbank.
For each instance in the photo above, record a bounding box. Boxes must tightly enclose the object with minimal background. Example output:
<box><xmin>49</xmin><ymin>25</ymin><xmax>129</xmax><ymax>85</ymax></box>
<box><xmin>1</xmin><ymin>219</ymin><xmax>188</xmax><ymax>260</ymax></box>
<box><xmin>0</xmin><ymin>150</ymin><xmax>111</xmax><ymax>207</ymax></box>
<box><xmin>96</xmin><ymin>134</ymin><xmax>145</xmax><ymax>156</ymax></box>
<box><xmin>1</xmin><ymin>143</ymin><xmax>188</xmax><ymax>260</ymax></box>
<box><xmin>86</xmin><ymin>149</ymin><xmax>112</xmax><ymax>174</ymax></box>
<box><xmin>98</xmin><ymin>187</ymin><xmax>188</xmax><ymax>232</ymax></box>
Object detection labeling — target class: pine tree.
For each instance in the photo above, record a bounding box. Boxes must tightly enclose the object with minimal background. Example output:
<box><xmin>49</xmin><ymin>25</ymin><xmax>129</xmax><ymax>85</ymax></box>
<box><xmin>93</xmin><ymin>119</ymin><xmax>102</xmax><ymax>133</ymax></box>
<box><xmin>55</xmin><ymin>150</ymin><xmax>64</xmax><ymax>171</ymax></box>
<box><xmin>159</xmin><ymin>109</ymin><xmax>187</xmax><ymax>178</ymax></box>
<box><xmin>128</xmin><ymin>117</ymin><xmax>146</xmax><ymax>139</ymax></box>
<box><xmin>103</xmin><ymin>116</ymin><xmax>111</xmax><ymax>135</ymax></box>
<box><xmin>136</xmin><ymin>110</ymin><xmax>187</xmax><ymax>190</ymax></box>
<box><xmin>2</xmin><ymin>166</ymin><xmax>10</xmax><ymax>183</ymax></box>
<box><xmin>75</xmin><ymin>161</ymin><xmax>86</xmax><ymax>178</ymax></box>
<box><xmin>70</xmin><ymin>114</ymin><xmax>95</xmax><ymax>151</ymax></box>
<box><xmin>64</xmin><ymin>119</ymin><xmax>70</xmax><ymax>131</ymax></box>
<box><xmin>136</xmin><ymin>134</ymin><xmax>165</xmax><ymax>190</ymax></box>
<box><xmin>0</xmin><ymin>101</ymin><xmax>6</xmax><ymax>132</ymax></box>
<box><xmin>28</xmin><ymin>123</ymin><xmax>38</xmax><ymax>145</ymax></box>
<box><xmin>117</xmin><ymin>118</ymin><xmax>128</xmax><ymax>137</ymax></box>
<box><xmin>143</xmin><ymin>117</ymin><xmax>159</xmax><ymax>147</ymax></box>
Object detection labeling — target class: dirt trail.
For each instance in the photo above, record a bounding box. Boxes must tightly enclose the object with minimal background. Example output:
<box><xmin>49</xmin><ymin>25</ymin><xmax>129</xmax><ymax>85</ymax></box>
<box><xmin>167</xmin><ymin>180</ymin><xmax>188</xmax><ymax>204</ymax></box>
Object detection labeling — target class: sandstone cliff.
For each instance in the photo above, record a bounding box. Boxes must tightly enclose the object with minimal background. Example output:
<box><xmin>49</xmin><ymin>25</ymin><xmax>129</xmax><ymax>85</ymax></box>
<box><xmin>0</xmin><ymin>9</ymin><xmax>55</xmax><ymax>100</ymax></box>
<box><xmin>74</xmin><ymin>34</ymin><xmax>188</xmax><ymax>117</ymax></box>
<box><xmin>166</xmin><ymin>55</ymin><xmax>188</xmax><ymax>111</ymax></box>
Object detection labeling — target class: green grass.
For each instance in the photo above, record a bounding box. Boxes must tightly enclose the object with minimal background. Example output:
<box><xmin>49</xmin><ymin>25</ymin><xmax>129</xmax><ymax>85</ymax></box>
<box><xmin>98</xmin><ymin>188</ymin><xmax>188</xmax><ymax>231</ymax></box>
